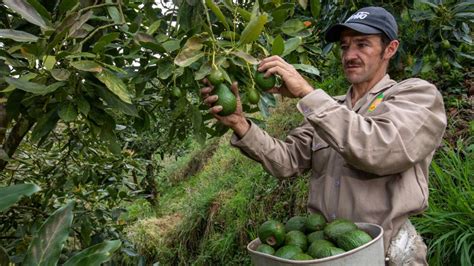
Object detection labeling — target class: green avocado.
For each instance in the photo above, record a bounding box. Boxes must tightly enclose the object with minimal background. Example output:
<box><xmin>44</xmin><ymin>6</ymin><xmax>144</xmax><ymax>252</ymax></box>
<box><xmin>213</xmin><ymin>83</ymin><xmax>236</xmax><ymax>116</ymax></box>
<box><xmin>255</xmin><ymin>70</ymin><xmax>276</xmax><ymax>90</ymax></box>
<box><xmin>336</xmin><ymin>229</ymin><xmax>373</xmax><ymax>251</ymax></box>
<box><xmin>258</xmin><ymin>220</ymin><xmax>286</xmax><ymax>248</ymax></box>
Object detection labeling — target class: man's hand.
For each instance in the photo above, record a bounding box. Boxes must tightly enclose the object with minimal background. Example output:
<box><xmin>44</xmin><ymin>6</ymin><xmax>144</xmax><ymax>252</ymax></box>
<box><xmin>201</xmin><ymin>79</ymin><xmax>250</xmax><ymax>137</ymax></box>
<box><xmin>258</xmin><ymin>56</ymin><xmax>314</xmax><ymax>98</ymax></box>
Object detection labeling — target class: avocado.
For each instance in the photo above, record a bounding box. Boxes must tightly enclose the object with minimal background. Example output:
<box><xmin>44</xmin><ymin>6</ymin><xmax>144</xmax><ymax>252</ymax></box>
<box><xmin>305</xmin><ymin>213</ymin><xmax>326</xmax><ymax>232</ymax></box>
<box><xmin>285</xmin><ymin>215</ymin><xmax>307</xmax><ymax>233</ymax></box>
<box><xmin>208</xmin><ymin>68</ymin><xmax>224</xmax><ymax>86</ymax></box>
<box><xmin>274</xmin><ymin>245</ymin><xmax>303</xmax><ymax>259</ymax></box>
<box><xmin>307</xmin><ymin>230</ymin><xmax>325</xmax><ymax>243</ymax></box>
<box><xmin>256</xmin><ymin>243</ymin><xmax>275</xmax><ymax>255</ymax></box>
<box><xmin>255</xmin><ymin>70</ymin><xmax>276</xmax><ymax>90</ymax></box>
<box><xmin>258</xmin><ymin>220</ymin><xmax>286</xmax><ymax>248</ymax></box>
<box><xmin>336</xmin><ymin>229</ymin><xmax>373</xmax><ymax>251</ymax></box>
<box><xmin>323</xmin><ymin>218</ymin><xmax>357</xmax><ymax>241</ymax></box>
<box><xmin>307</xmin><ymin>239</ymin><xmax>335</xmax><ymax>259</ymax></box>
<box><xmin>213</xmin><ymin>83</ymin><xmax>236</xmax><ymax>116</ymax></box>
<box><xmin>285</xmin><ymin>230</ymin><xmax>308</xmax><ymax>252</ymax></box>
<box><xmin>291</xmin><ymin>253</ymin><xmax>313</xmax><ymax>260</ymax></box>
<box><xmin>313</xmin><ymin>246</ymin><xmax>345</xmax><ymax>258</ymax></box>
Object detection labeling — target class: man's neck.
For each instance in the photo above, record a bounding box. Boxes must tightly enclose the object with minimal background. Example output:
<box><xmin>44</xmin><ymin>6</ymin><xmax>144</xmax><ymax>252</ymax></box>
<box><xmin>350</xmin><ymin>73</ymin><xmax>386</xmax><ymax>107</ymax></box>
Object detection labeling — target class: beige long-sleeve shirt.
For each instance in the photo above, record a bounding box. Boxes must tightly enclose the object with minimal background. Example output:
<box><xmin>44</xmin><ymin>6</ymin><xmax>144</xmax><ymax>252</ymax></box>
<box><xmin>231</xmin><ymin>75</ymin><xmax>447</xmax><ymax>252</ymax></box>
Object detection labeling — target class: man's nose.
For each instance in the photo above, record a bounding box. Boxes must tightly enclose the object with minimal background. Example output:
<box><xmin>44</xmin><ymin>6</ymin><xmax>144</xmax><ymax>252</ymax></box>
<box><xmin>343</xmin><ymin>46</ymin><xmax>358</xmax><ymax>61</ymax></box>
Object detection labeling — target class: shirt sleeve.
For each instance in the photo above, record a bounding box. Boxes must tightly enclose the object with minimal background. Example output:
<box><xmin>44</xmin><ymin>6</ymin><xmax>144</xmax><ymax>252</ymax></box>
<box><xmin>297</xmin><ymin>80</ymin><xmax>447</xmax><ymax>176</ymax></box>
<box><xmin>230</xmin><ymin>120</ymin><xmax>314</xmax><ymax>178</ymax></box>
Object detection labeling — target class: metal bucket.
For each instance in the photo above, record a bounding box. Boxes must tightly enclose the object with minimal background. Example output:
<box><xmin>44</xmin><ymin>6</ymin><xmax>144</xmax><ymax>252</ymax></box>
<box><xmin>247</xmin><ymin>222</ymin><xmax>385</xmax><ymax>266</ymax></box>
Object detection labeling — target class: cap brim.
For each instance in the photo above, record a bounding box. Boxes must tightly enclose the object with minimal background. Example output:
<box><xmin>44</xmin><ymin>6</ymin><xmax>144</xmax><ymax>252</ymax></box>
<box><xmin>325</xmin><ymin>23</ymin><xmax>382</xmax><ymax>42</ymax></box>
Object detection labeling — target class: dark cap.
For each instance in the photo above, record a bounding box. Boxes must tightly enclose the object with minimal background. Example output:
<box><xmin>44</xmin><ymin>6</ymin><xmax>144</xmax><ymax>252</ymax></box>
<box><xmin>325</xmin><ymin>6</ymin><xmax>398</xmax><ymax>42</ymax></box>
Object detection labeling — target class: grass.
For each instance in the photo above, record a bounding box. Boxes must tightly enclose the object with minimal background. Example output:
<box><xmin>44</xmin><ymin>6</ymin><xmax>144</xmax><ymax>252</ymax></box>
<box><xmin>411</xmin><ymin>140</ymin><xmax>474</xmax><ymax>266</ymax></box>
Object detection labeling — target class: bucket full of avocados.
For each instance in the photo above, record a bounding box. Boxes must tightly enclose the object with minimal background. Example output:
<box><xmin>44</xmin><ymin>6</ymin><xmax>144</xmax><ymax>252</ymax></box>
<box><xmin>247</xmin><ymin>213</ymin><xmax>385</xmax><ymax>265</ymax></box>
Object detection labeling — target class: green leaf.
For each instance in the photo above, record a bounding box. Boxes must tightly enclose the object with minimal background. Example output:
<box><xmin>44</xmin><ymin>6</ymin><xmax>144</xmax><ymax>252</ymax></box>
<box><xmin>92</xmin><ymin>32</ymin><xmax>120</xmax><ymax>53</ymax></box>
<box><xmin>282</xmin><ymin>37</ymin><xmax>302</xmax><ymax>57</ymax></box>
<box><xmin>239</xmin><ymin>13</ymin><xmax>268</xmax><ymax>45</ymax></box>
<box><xmin>51</xmin><ymin>69</ymin><xmax>71</xmax><ymax>81</ymax></box>
<box><xmin>31</xmin><ymin>108</ymin><xmax>59</xmax><ymax>143</ymax></box>
<box><xmin>146</xmin><ymin>20</ymin><xmax>161</xmax><ymax>35</ymax></box>
<box><xmin>95</xmin><ymin>70</ymin><xmax>133</xmax><ymax>104</ymax></box>
<box><xmin>310</xmin><ymin>0</ymin><xmax>321</xmax><ymax>18</ymax></box>
<box><xmin>24</xmin><ymin>202</ymin><xmax>74</xmax><ymax>266</ymax></box>
<box><xmin>281</xmin><ymin>19</ymin><xmax>305</xmax><ymax>36</ymax></box>
<box><xmin>63</xmin><ymin>240</ymin><xmax>121</xmax><ymax>266</ymax></box>
<box><xmin>0</xmin><ymin>246</ymin><xmax>9</xmax><ymax>266</ymax></box>
<box><xmin>70</xmin><ymin>60</ymin><xmax>103</xmax><ymax>73</ymax></box>
<box><xmin>205</xmin><ymin>0</ymin><xmax>230</xmax><ymax>31</ymax></box>
<box><xmin>162</xmin><ymin>40</ymin><xmax>181</xmax><ymax>53</ymax></box>
<box><xmin>43</xmin><ymin>56</ymin><xmax>56</xmax><ymax>71</ymax></box>
<box><xmin>106</xmin><ymin>0</ymin><xmax>123</xmax><ymax>25</ymax></box>
<box><xmin>157</xmin><ymin>59</ymin><xmax>174</xmax><ymax>79</ymax></box>
<box><xmin>3</xmin><ymin>0</ymin><xmax>51</xmax><ymax>30</ymax></box>
<box><xmin>0</xmin><ymin>183</ymin><xmax>41</xmax><ymax>212</ymax></box>
<box><xmin>236</xmin><ymin>7</ymin><xmax>251</xmax><ymax>22</ymax></box>
<box><xmin>231</xmin><ymin>50</ymin><xmax>259</xmax><ymax>65</ymax></box>
<box><xmin>77</xmin><ymin>97</ymin><xmax>90</xmax><ymax>116</ymax></box>
<box><xmin>293</xmin><ymin>64</ymin><xmax>320</xmax><ymax>76</ymax></box>
<box><xmin>58</xmin><ymin>103</ymin><xmax>78</xmax><ymax>122</ymax></box>
<box><xmin>4</xmin><ymin>78</ymin><xmax>65</xmax><ymax>95</ymax></box>
<box><xmin>26</xmin><ymin>0</ymin><xmax>51</xmax><ymax>21</ymax></box>
<box><xmin>174</xmin><ymin>34</ymin><xmax>207</xmax><ymax>67</ymax></box>
<box><xmin>272</xmin><ymin>35</ymin><xmax>285</xmax><ymax>55</ymax></box>
<box><xmin>297</xmin><ymin>0</ymin><xmax>308</xmax><ymax>9</ymax></box>
<box><xmin>96</xmin><ymin>85</ymin><xmax>139</xmax><ymax>117</ymax></box>
<box><xmin>0</xmin><ymin>29</ymin><xmax>39</xmax><ymax>42</ymax></box>
<box><xmin>59</xmin><ymin>0</ymin><xmax>79</xmax><ymax>14</ymax></box>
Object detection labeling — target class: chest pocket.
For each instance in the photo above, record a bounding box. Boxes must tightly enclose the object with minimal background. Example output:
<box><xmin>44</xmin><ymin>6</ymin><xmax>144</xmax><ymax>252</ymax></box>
<box><xmin>311</xmin><ymin>136</ymin><xmax>331</xmax><ymax>175</ymax></box>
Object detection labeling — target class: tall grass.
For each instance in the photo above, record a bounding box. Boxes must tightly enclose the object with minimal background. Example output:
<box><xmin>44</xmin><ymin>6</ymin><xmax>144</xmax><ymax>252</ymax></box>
<box><xmin>412</xmin><ymin>140</ymin><xmax>474</xmax><ymax>266</ymax></box>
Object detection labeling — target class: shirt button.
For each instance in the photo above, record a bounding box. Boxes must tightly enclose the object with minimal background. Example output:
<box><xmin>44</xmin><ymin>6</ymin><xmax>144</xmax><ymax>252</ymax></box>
<box><xmin>335</xmin><ymin>180</ymin><xmax>340</xmax><ymax>187</ymax></box>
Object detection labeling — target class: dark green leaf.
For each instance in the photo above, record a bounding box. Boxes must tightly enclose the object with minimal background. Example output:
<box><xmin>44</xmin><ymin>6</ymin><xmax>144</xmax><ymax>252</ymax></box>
<box><xmin>281</xmin><ymin>19</ymin><xmax>305</xmax><ymax>35</ymax></box>
<box><xmin>93</xmin><ymin>32</ymin><xmax>120</xmax><ymax>53</ymax></box>
<box><xmin>58</xmin><ymin>102</ymin><xmax>78</xmax><ymax>122</ymax></box>
<box><xmin>59</xmin><ymin>0</ymin><xmax>79</xmax><ymax>14</ymax></box>
<box><xmin>31</xmin><ymin>108</ymin><xmax>59</xmax><ymax>143</ymax></box>
<box><xmin>96</xmin><ymin>85</ymin><xmax>139</xmax><ymax>117</ymax></box>
<box><xmin>77</xmin><ymin>97</ymin><xmax>91</xmax><ymax>116</ymax></box>
<box><xmin>3</xmin><ymin>0</ymin><xmax>51</xmax><ymax>29</ymax></box>
<box><xmin>310</xmin><ymin>0</ymin><xmax>321</xmax><ymax>18</ymax></box>
<box><xmin>70</xmin><ymin>60</ymin><xmax>103</xmax><ymax>73</ymax></box>
<box><xmin>0</xmin><ymin>246</ymin><xmax>9</xmax><ymax>266</ymax></box>
<box><xmin>205</xmin><ymin>0</ymin><xmax>230</xmax><ymax>30</ymax></box>
<box><xmin>0</xmin><ymin>29</ymin><xmax>39</xmax><ymax>42</ymax></box>
<box><xmin>157</xmin><ymin>59</ymin><xmax>174</xmax><ymax>79</ymax></box>
<box><xmin>4</xmin><ymin>78</ymin><xmax>65</xmax><ymax>95</ymax></box>
<box><xmin>63</xmin><ymin>240</ymin><xmax>121</xmax><ymax>266</ymax></box>
<box><xmin>24</xmin><ymin>202</ymin><xmax>74</xmax><ymax>266</ymax></box>
<box><xmin>162</xmin><ymin>40</ymin><xmax>181</xmax><ymax>53</ymax></box>
<box><xmin>0</xmin><ymin>183</ymin><xmax>41</xmax><ymax>212</ymax></box>
<box><xmin>25</xmin><ymin>0</ymin><xmax>51</xmax><ymax>21</ymax></box>
<box><xmin>95</xmin><ymin>70</ymin><xmax>133</xmax><ymax>104</ymax></box>
<box><xmin>106</xmin><ymin>0</ymin><xmax>123</xmax><ymax>24</ymax></box>
<box><xmin>239</xmin><ymin>14</ymin><xmax>268</xmax><ymax>45</ymax></box>
<box><xmin>272</xmin><ymin>35</ymin><xmax>285</xmax><ymax>55</ymax></box>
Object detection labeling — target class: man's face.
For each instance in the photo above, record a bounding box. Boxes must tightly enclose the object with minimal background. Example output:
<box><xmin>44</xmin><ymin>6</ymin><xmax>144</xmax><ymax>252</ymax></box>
<box><xmin>339</xmin><ymin>29</ymin><xmax>386</xmax><ymax>85</ymax></box>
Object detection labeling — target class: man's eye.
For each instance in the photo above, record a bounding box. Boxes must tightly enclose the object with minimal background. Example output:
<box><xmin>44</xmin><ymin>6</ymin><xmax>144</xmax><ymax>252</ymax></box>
<box><xmin>358</xmin><ymin>43</ymin><xmax>368</xmax><ymax>48</ymax></box>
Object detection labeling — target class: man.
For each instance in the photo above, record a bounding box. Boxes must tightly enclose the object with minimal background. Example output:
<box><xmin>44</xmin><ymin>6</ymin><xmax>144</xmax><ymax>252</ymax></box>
<box><xmin>201</xmin><ymin>6</ymin><xmax>446</xmax><ymax>265</ymax></box>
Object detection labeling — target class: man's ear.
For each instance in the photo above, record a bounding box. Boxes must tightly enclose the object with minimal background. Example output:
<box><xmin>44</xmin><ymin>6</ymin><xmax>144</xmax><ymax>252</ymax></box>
<box><xmin>384</xmin><ymin>40</ymin><xmax>399</xmax><ymax>60</ymax></box>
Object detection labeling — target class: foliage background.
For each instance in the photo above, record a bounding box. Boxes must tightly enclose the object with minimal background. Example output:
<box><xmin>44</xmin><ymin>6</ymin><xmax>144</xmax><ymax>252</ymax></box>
<box><xmin>0</xmin><ymin>0</ymin><xmax>472</xmax><ymax>265</ymax></box>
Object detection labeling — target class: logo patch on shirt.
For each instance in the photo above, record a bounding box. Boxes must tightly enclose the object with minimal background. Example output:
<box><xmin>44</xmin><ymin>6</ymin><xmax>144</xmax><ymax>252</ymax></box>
<box><xmin>368</xmin><ymin>93</ymin><xmax>384</xmax><ymax>112</ymax></box>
